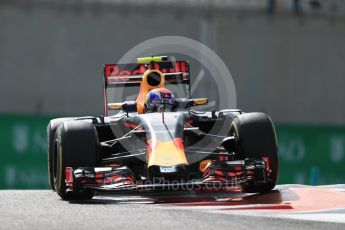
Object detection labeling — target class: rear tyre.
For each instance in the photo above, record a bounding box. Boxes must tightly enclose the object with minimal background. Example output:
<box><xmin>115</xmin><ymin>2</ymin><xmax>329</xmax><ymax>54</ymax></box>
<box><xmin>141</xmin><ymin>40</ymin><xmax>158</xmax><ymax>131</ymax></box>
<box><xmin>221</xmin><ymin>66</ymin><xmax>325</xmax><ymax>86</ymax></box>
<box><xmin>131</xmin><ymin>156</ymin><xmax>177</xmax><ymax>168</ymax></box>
<box><xmin>231</xmin><ymin>112</ymin><xmax>279</xmax><ymax>193</ymax></box>
<box><xmin>53</xmin><ymin>120</ymin><xmax>99</xmax><ymax>200</ymax></box>
<box><xmin>47</xmin><ymin>118</ymin><xmax>74</xmax><ymax>190</ymax></box>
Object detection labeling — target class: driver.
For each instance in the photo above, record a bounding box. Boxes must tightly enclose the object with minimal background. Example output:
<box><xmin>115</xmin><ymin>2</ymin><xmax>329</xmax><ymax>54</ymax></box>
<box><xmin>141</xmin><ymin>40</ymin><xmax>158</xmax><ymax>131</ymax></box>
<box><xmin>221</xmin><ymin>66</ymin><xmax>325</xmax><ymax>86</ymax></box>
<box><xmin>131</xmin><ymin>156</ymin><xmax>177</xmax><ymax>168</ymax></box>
<box><xmin>144</xmin><ymin>88</ymin><xmax>176</xmax><ymax>113</ymax></box>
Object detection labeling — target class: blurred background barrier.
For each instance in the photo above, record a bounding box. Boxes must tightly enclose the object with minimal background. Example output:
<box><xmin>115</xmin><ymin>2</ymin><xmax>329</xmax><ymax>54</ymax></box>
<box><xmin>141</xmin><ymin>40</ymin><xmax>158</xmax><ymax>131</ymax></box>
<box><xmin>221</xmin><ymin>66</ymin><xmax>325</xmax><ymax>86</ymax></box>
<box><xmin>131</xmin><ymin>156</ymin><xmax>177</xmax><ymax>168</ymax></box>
<box><xmin>1</xmin><ymin>0</ymin><xmax>345</xmax><ymax>124</ymax></box>
<box><xmin>0</xmin><ymin>115</ymin><xmax>344</xmax><ymax>189</ymax></box>
<box><xmin>0</xmin><ymin>115</ymin><xmax>53</xmax><ymax>189</ymax></box>
<box><xmin>278</xmin><ymin>124</ymin><xmax>345</xmax><ymax>185</ymax></box>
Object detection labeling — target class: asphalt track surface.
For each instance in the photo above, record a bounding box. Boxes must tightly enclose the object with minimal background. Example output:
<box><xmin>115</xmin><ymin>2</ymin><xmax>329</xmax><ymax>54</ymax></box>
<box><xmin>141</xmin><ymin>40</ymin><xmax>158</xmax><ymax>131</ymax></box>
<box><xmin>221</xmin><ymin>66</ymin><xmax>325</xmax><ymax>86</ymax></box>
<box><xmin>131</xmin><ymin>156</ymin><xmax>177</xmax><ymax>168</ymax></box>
<box><xmin>1</xmin><ymin>185</ymin><xmax>345</xmax><ymax>230</ymax></box>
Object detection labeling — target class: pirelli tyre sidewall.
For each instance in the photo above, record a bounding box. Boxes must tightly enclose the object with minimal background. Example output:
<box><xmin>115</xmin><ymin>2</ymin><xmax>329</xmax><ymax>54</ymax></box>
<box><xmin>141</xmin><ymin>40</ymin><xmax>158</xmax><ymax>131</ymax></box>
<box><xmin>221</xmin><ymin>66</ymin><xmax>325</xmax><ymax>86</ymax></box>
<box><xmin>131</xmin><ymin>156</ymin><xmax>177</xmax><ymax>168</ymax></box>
<box><xmin>53</xmin><ymin>120</ymin><xmax>99</xmax><ymax>200</ymax></box>
<box><xmin>231</xmin><ymin>112</ymin><xmax>279</xmax><ymax>193</ymax></box>
<box><xmin>47</xmin><ymin>117</ymin><xmax>75</xmax><ymax>190</ymax></box>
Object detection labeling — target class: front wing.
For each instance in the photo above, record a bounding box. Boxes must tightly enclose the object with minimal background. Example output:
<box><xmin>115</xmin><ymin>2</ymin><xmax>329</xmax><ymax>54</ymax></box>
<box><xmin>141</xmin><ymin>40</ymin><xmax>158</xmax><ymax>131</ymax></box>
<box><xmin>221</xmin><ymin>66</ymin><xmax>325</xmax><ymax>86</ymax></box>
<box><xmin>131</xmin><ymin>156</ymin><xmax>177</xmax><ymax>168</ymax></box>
<box><xmin>65</xmin><ymin>159</ymin><xmax>270</xmax><ymax>193</ymax></box>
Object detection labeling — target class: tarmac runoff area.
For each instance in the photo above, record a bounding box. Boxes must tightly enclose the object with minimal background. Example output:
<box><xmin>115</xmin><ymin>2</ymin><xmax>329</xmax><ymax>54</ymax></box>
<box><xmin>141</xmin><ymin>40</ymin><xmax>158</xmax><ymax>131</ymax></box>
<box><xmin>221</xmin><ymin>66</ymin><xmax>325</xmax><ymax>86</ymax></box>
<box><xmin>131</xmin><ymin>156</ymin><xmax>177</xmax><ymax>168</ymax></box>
<box><xmin>0</xmin><ymin>185</ymin><xmax>345</xmax><ymax>230</ymax></box>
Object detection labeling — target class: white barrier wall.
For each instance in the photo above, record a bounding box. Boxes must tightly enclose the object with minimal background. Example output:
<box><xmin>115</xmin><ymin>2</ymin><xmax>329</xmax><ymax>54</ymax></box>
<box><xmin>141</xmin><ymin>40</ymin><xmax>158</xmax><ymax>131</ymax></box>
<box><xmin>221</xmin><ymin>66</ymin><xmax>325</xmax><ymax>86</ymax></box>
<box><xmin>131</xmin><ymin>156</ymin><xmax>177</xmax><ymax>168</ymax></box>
<box><xmin>0</xmin><ymin>2</ymin><xmax>344</xmax><ymax>124</ymax></box>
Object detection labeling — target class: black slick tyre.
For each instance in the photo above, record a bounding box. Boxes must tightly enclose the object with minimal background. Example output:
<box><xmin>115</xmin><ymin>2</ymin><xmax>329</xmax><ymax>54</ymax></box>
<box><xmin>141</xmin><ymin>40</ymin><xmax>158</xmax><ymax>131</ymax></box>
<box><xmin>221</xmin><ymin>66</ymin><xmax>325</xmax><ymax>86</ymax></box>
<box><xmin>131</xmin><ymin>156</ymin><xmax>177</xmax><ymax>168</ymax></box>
<box><xmin>231</xmin><ymin>112</ymin><xmax>279</xmax><ymax>193</ymax></box>
<box><xmin>53</xmin><ymin>120</ymin><xmax>99</xmax><ymax>200</ymax></box>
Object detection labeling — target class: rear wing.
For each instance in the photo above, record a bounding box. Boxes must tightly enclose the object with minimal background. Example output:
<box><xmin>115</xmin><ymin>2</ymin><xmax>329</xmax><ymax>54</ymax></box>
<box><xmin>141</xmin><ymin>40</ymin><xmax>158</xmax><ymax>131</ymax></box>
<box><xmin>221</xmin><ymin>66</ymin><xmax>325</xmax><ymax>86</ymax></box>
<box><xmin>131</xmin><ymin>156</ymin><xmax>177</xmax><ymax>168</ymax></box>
<box><xmin>103</xmin><ymin>61</ymin><xmax>190</xmax><ymax>86</ymax></box>
<box><xmin>103</xmin><ymin>60</ymin><xmax>191</xmax><ymax>116</ymax></box>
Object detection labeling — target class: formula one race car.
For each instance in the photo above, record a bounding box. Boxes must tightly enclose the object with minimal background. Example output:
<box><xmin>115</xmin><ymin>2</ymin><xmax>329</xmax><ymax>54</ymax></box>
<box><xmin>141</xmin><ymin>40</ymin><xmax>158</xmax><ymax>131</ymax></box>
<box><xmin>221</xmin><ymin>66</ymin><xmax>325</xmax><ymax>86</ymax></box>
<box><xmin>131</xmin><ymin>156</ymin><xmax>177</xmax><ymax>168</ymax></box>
<box><xmin>47</xmin><ymin>56</ymin><xmax>279</xmax><ymax>200</ymax></box>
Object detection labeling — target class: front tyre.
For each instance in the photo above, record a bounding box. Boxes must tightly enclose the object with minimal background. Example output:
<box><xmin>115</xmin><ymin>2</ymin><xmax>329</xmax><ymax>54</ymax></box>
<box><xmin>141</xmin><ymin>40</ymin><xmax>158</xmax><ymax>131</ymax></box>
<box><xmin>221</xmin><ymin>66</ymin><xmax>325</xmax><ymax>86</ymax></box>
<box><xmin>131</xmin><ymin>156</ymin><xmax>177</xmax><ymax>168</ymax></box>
<box><xmin>47</xmin><ymin>118</ymin><xmax>74</xmax><ymax>190</ymax></box>
<box><xmin>231</xmin><ymin>112</ymin><xmax>279</xmax><ymax>193</ymax></box>
<box><xmin>53</xmin><ymin>120</ymin><xmax>99</xmax><ymax>200</ymax></box>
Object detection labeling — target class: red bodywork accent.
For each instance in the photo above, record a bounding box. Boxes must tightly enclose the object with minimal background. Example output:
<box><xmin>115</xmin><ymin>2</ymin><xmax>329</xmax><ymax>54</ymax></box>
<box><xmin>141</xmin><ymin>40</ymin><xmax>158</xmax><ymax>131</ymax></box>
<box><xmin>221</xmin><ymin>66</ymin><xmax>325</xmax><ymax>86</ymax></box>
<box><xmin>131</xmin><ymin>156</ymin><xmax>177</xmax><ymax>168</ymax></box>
<box><xmin>65</xmin><ymin>167</ymin><xmax>73</xmax><ymax>188</ymax></box>
<box><xmin>173</xmin><ymin>138</ymin><xmax>184</xmax><ymax>150</ymax></box>
<box><xmin>202</xmin><ymin>161</ymin><xmax>244</xmax><ymax>186</ymax></box>
<box><xmin>104</xmin><ymin>61</ymin><xmax>189</xmax><ymax>78</ymax></box>
<box><xmin>124</xmin><ymin>122</ymin><xmax>143</xmax><ymax>130</ymax></box>
<box><xmin>180</xmin><ymin>62</ymin><xmax>186</xmax><ymax>72</ymax></box>
<box><xmin>262</xmin><ymin>157</ymin><xmax>271</xmax><ymax>176</ymax></box>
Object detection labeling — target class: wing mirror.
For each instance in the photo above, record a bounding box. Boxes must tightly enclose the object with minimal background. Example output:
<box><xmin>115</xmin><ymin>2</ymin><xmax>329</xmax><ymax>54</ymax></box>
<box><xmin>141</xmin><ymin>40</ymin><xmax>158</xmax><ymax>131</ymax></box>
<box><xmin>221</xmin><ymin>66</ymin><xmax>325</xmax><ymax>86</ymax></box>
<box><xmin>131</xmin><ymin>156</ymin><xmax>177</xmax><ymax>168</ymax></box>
<box><xmin>107</xmin><ymin>102</ymin><xmax>125</xmax><ymax>110</ymax></box>
<box><xmin>107</xmin><ymin>101</ymin><xmax>137</xmax><ymax>112</ymax></box>
<box><xmin>175</xmin><ymin>98</ymin><xmax>208</xmax><ymax>109</ymax></box>
<box><xmin>189</xmin><ymin>98</ymin><xmax>208</xmax><ymax>106</ymax></box>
